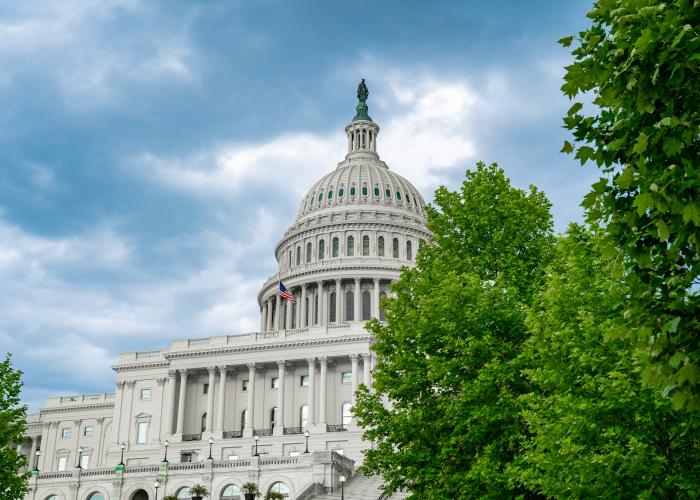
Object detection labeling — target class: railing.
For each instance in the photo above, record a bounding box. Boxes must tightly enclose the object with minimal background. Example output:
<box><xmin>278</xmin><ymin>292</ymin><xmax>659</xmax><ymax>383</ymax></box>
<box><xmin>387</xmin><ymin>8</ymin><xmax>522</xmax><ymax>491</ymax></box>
<box><xmin>327</xmin><ymin>424</ymin><xmax>348</xmax><ymax>432</ymax></box>
<box><xmin>167</xmin><ymin>462</ymin><xmax>205</xmax><ymax>471</ymax></box>
<box><xmin>124</xmin><ymin>464</ymin><xmax>159</xmax><ymax>473</ymax></box>
<box><xmin>55</xmin><ymin>393</ymin><xmax>115</xmax><ymax>405</ymax></box>
<box><xmin>283</xmin><ymin>427</ymin><xmax>303</xmax><ymax>435</ymax></box>
<box><xmin>212</xmin><ymin>459</ymin><xmax>251</xmax><ymax>468</ymax></box>
<box><xmin>135</xmin><ymin>350</ymin><xmax>162</xmax><ymax>360</ymax></box>
<box><xmin>223</xmin><ymin>430</ymin><xmax>243</xmax><ymax>439</ymax></box>
<box><xmin>37</xmin><ymin>471</ymin><xmax>73</xmax><ymax>480</ymax></box>
<box><xmin>260</xmin><ymin>456</ymin><xmax>299</xmax><ymax>465</ymax></box>
<box><xmin>253</xmin><ymin>429</ymin><xmax>273</xmax><ymax>437</ymax></box>
<box><xmin>188</xmin><ymin>338</ymin><xmax>211</xmax><ymax>347</ymax></box>
<box><xmin>182</xmin><ymin>433</ymin><xmax>201</xmax><ymax>442</ymax></box>
<box><xmin>80</xmin><ymin>467</ymin><xmax>114</xmax><ymax>477</ymax></box>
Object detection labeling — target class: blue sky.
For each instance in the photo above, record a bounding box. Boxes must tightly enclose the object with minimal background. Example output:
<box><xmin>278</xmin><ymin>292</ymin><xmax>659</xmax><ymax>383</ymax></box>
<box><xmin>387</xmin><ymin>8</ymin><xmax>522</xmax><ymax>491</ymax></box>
<box><xmin>0</xmin><ymin>0</ymin><xmax>597</xmax><ymax>410</ymax></box>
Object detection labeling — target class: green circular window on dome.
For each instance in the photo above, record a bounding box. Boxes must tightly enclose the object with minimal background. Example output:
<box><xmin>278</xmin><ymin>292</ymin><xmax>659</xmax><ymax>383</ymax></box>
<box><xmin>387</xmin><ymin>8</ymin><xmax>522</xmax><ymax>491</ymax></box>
<box><xmin>339</xmin><ymin>187</ymin><xmax>344</xmax><ymax>197</ymax></box>
<box><xmin>362</xmin><ymin>186</ymin><xmax>368</xmax><ymax>196</ymax></box>
<box><xmin>385</xmin><ymin>188</ymin><xmax>391</xmax><ymax>198</ymax></box>
<box><xmin>374</xmin><ymin>187</ymin><xmax>380</xmax><ymax>197</ymax></box>
<box><xmin>396</xmin><ymin>191</ymin><xmax>402</xmax><ymax>200</ymax></box>
<box><xmin>318</xmin><ymin>193</ymin><xmax>323</xmax><ymax>202</ymax></box>
<box><xmin>328</xmin><ymin>191</ymin><xmax>333</xmax><ymax>199</ymax></box>
<box><xmin>350</xmin><ymin>186</ymin><xmax>356</xmax><ymax>196</ymax></box>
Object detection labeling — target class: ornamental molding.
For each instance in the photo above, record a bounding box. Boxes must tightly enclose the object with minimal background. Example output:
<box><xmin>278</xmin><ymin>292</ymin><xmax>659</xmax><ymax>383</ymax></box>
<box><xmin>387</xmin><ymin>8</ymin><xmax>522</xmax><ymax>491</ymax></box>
<box><xmin>40</xmin><ymin>403</ymin><xmax>115</xmax><ymax>415</ymax></box>
<box><xmin>112</xmin><ymin>361</ymin><xmax>169</xmax><ymax>373</ymax></box>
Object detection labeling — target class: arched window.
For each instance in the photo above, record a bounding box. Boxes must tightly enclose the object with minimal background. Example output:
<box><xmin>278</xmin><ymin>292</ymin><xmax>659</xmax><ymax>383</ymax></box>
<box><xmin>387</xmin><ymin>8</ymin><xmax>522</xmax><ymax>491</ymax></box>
<box><xmin>201</xmin><ymin>412</ymin><xmax>207</xmax><ymax>432</ymax></box>
<box><xmin>300</xmin><ymin>405</ymin><xmax>309</xmax><ymax>428</ymax></box>
<box><xmin>306</xmin><ymin>242</ymin><xmax>312</xmax><ymax>263</ymax></box>
<box><xmin>350</xmin><ymin>186</ymin><xmax>356</xmax><ymax>196</ymax></box>
<box><xmin>380</xmin><ymin>291</ymin><xmax>387</xmax><ymax>321</ymax></box>
<box><xmin>288</xmin><ymin>250</ymin><xmax>292</xmax><ymax>268</ymax></box>
<box><xmin>176</xmin><ymin>487</ymin><xmax>191</xmax><ymax>499</ymax></box>
<box><xmin>329</xmin><ymin>292</ymin><xmax>336</xmax><ymax>323</ymax></box>
<box><xmin>87</xmin><ymin>493</ymin><xmax>105</xmax><ymax>500</ymax></box>
<box><xmin>345</xmin><ymin>291</ymin><xmax>354</xmax><ymax>321</ymax></box>
<box><xmin>362</xmin><ymin>186</ymin><xmax>368</xmax><ymax>196</ymax></box>
<box><xmin>240</xmin><ymin>409</ymin><xmax>248</xmax><ymax>432</ymax></box>
<box><xmin>269</xmin><ymin>482</ymin><xmax>290</xmax><ymax>497</ymax></box>
<box><xmin>373</xmin><ymin>186</ymin><xmax>380</xmax><ymax>197</ymax></box>
<box><xmin>314</xmin><ymin>293</ymin><xmax>319</xmax><ymax>325</ymax></box>
<box><xmin>362</xmin><ymin>235</ymin><xmax>369</xmax><ymax>256</ymax></box>
<box><xmin>392</xmin><ymin>238</ymin><xmax>399</xmax><ymax>258</ymax></box>
<box><xmin>221</xmin><ymin>484</ymin><xmax>242</xmax><ymax>500</ymax></box>
<box><xmin>396</xmin><ymin>191</ymin><xmax>402</xmax><ymax>200</ymax></box>
<box><xmin>318</xmin><ymin>239</ymin><xmax>325</xmax><ymax>260</ymax></box>
<box><xmin>332</xmin><ymin>237</ymin><xmax>339</xmax><ymax>257</ymax></box>
<box><xmin>378</xmin><ymin>236</ymin><xmax>385</xmax><ymax>256</ymax></box>
<box><xmin>385</xmin><ymin>188</ymin><xmax>391</xmax><ymax>198</ymax></box>
<box><xmin>407</xmin><ymin>194</ymin><xmax>411</xmax><ymax>203</ymax></box>
<box><xmin>362</xmin><ymin>290</ymin><xmax>371</xmax><ymax>321</ymax></box>
<box><xmin>270</xmin><ymin>407</ymin><xmax>278</xmax><ymax>431</ymax></box>
<box><xmin>339</xmin><ymin>186</ymin><xmax>345</xmax><ymax>198</ymax></box>
<box><xmin>342</xmin><ymin>402</ymin><xmax>353</xmax><ymax>427</ymax></box>
<box><xmin>407</xmin><ymin>240</ymin><xmax>413</xmax><ymax>261</ymax></box>
<box><xmin>318</xmin><ymin>192</ymin><xmax>323</xmax><ymax>202</ymax></box>
<box><xmin>296</xmin><ymin>246</ymin><xmax>301</xmax><ymax>265</ymax></box>
<box><xmin>347</xmin><ymin>236</ymin><xmax>354</xmax><ymax>256</ymax></box>
<box><xmin>328</xmin><ymin>190</ymin><xmax>333</xmax><ymax>199</ymax></box>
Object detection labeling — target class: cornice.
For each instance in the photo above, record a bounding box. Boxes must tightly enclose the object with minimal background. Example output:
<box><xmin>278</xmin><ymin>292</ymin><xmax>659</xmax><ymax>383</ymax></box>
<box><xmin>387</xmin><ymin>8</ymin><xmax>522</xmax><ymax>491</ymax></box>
<box><xmin>40</xmin><ymin>402</ymin><xmax>114</xmax><ymax>415</ymax></box>
<box><xmin>112</xmin><ymin>361</ymin><xmax>169</xmax><ymax>373</ymax></box>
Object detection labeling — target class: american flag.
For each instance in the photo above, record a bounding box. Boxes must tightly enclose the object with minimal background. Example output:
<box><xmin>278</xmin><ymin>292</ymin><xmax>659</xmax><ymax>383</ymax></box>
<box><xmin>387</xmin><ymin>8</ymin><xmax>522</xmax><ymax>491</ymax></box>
<box><xmin>279</xmin><ymin>281</ymin><xmax>295</xmax><ymax>302</ymax></box>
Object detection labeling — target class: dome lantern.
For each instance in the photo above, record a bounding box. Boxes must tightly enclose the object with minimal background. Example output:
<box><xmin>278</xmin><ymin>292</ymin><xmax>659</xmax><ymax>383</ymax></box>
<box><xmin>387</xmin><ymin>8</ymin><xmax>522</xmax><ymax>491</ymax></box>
<box><xmin>345</xmin><ymin>79</ymin><xmax>380</xmax><ymax>159</ymax></box>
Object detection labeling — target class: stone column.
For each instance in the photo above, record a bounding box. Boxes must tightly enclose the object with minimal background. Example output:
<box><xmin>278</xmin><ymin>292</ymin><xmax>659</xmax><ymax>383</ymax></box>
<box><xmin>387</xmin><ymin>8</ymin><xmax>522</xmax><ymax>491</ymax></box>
<box><xmin>164</xmin><ymin>370</ymin><xmax>177</xmax><ymax>435</ymax></box>
<box><xmin>363</xmin><ymin>353</ymin><xmax>372</xmax><ymax>389</ymax></box>
<box><xmin>317</xmin><ymin>281</ymin><xmax>324</xmax><ymax>326</ymax></box>
<box><xmin>350</xmin><ymin>354</ymin><xmax>359</xmax><ymax>405</ymax></box>
<box><xmin>123</xmin><ymin>381</ymin><xmax>136</xmax><ymax>443</ymax></box>
<box><xmin>307</xmin><ymin>357</ymin><xmax>316</xmax><ymax>427</ymax></box>
<box><xmin>215</xmin><ymin>366</ymin><xmax>228</xmax><ymax>434</ymax></box>
<box><xmin>373</xmin><ymin>278</ymin><xmax>380</xmax><ymax>319</ymax></box>
<box><xmin>205</xmin><ymin>367</ymin><xmax>216</xmax><ymax>434</ymax></box>
<box><xmin>40</xmin><ymin>422</ymin><xmax>50</xmax><ymax>470</ymax></box>
<box><xmin>319</xmin><ymin>357</ymin><xmax>328</xmax><ymax>426</ymax></box>
<box><xmin>261</xmin><ymin>302</ymin><xmax>267</xmax><ymax>332</ymax></box>
<box><xmin>266</xmin><ymin>298</ymin><xmax>273</xmax><ymax>331</ymax></box>
<box><xmin>113</xmin><ymin>381</ymin><xmax>125</xmax><ymax>444</ymax></box>
<box><xmin>300</xmin><ymin>284</ymin><xmax>307</xmax><ymax>327</ymax></box>
<box><xmin>335</xmin><ymin>279</ymin><xmax>342</xmax><ymax>323</ymax></box>
<box><xmin>275</xmin><ymin>294</ymin><xmax>282</xmax><ymax>330</ymax></box>
<box><xmin>245</xmin><ymin>363</ymin><xmax>256</xmax><ymax>435</ymax></box>
<box><xmin>275</xmin><ymin>361</ymin><xmax>286</xmax><ymax>436</ymax></box>
<box><xmin>285</xmin><ymin>297</ymin><xmax>293</xmax><ymax>330</ymax></box>
<box><xmin>28</xmin><ymin>436</ymin><xmax>36</xmax><ymax>471</ymax></box>
<box><xmin>354</xmin><ymin>278</ymin><xmax>361</xmax><ymax>322</ymax></box>
<box><xmin>175</xmin><ymin>369</ymin><xmax>188</xmax><ymax>435</ymax></box>
<box><xmin>95</xmin><ymin>417</ymin><xmax>105</xmax><ymax>467</ymax></box>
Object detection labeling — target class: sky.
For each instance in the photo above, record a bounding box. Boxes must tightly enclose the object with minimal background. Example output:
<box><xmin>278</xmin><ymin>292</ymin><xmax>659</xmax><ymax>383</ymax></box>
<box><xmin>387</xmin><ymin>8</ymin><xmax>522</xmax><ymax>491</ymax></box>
<box><xmin>0</xmin><ymin>0</ymin><xmax>598</xmax><ymax>411</ymax></box>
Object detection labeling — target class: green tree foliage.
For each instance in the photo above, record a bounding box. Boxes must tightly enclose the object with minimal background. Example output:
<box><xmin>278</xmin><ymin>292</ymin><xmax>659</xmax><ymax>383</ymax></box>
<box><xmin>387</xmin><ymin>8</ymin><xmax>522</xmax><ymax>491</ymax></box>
<box><xmin>354</xmin><ymin>163</ymin><xmax>554</xmax><ymax>499</ymax></box>
<box><xmin>512</xmin><ymin>226</ymin><xmax>700</xmax><ymax>498</ymax></box>
<box><xmin>0</xmin><ymin>354</ymin><xmax>29</xmax><ymax>500</ymax></box>
<box><xmin>560</xmin><ymin>0</ymin><xmax>700</xmax><ymax>408</ymax></box>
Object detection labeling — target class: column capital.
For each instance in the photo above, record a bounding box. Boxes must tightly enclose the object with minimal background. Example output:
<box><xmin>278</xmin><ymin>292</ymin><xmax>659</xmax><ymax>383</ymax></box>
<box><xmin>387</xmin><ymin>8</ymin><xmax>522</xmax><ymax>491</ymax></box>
<box><xmin>125</xmin><ymin>380</ymin><xmax>136</xmax><ymax>388</ymax></box>
<box><xmin>318</xmin><ymin>356</ymin><xmax>328</xmax><ymax>366</ymax></box>
<box><xmin>354</xmin><ymin>277</ymin><xmax>360</xmax><ymax>284</ymax></box>
<box><xmin>306</xmin><ymin>357</ymin><xmax>316</xmax><ymax>366</ymax></box>
<box><xmin>116</xmin><ymin>381</ymin><xmax>126</xmax><ymax>389</ymax></box>
<box><xmin>276</xmin><ymin>360</ymin><xmax>286</xmax><ymax>369</ymax></box>
<box><xmin>207</xmin><ymin>366</ymin><xmax>217</xmax><ymax>375</ymax></box>
<box><xmin>373</xmin><ymin>277</ymin><xmax>380</xmax><ymax>284</ymax></box>
<box><xmin>362</xmin><ymin>353</ymin><xmax>372</xmax><ymax>362</ymax></box>
<box><xmin>217</xmin><ymin>365</ymin><xmax>228</xmax><ymax>373</ymax></box>
<box><xmin>349</xmin><ymin>353</ymin><xmax>360</xmax><ymax>362</ymax></box>
<box><xmin>179</xmin><ymin>369</ymin><xmax>189</xmax><ymax>378</ymax></box>
<box><xmin>157</xmin><ymin>378</ymin><xmax>167</xmax><ymax>386</ymax></box>
<box><xmin>97</xmin><ymin>417</ymin><xmax>105</xmax><ymax>424</ymax></box>
<box><xmin>247</xmin><ymin>362</ymin><xmax>256</xmax><ymax>371</ymax></box>
<box><xmin>301</xmin><ymin>282</ymin><xmax>308</xmax><ymax>290</ymax></box>
<box><xmin>168</xmin><ymin>369</ymin><xmax>178</xmax><ymax>378</ymax></box>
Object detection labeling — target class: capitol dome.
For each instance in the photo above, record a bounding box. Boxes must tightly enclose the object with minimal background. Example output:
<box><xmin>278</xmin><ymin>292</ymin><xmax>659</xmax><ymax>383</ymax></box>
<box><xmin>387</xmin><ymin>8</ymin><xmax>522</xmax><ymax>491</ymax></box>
<box><xmin>257</xmin><ymin>80</ymin><xmax>431</xmax><ymax>332</ymax></box>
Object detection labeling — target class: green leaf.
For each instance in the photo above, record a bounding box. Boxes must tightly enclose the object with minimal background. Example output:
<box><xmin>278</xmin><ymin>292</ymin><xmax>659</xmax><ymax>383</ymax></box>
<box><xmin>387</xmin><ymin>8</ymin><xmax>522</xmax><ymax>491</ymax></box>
<box><xmin>614</xmin><ymin>167</ymin><xmax>634</xmax><ymax>188</ymax></box>
<box><xmin>663</xmin><ymin>137</ymin><xmax>684</xmax><ymax>156</ymax></box>
<box><xmin>669</xmin><ymin>352</ymin><xmax>685</xmax><ymax>369</ymax></box>
<box><xmin>682</xmin><ymin>203</ymin><xmax>700</xmax><ymax>226</ymax></box>
<box><xmin>558</xmin><ymin>36</ymin><xmax>573</xmax><ymax>47</ymax></box>
<box><xmin>657</xmin><ymin>219</ymin><xmax>669</xmax><ymax>241</ymax></box>
<box><xmin>632</xmin><ymin>193</ymin><xmax>654</xmax><ymax>215</ymax></box>
<box><xmin>635</xmin><ymin>29</ymin><xmax>652</xmax><ymax>52</ymax></box>
<box><xmin>664</xmin><ymin>317</ymin><xmax>681</xmax><ymax>334</ymax></box>
<box><xmin>567</xmin><ymin>102</ymin><xmax>583</xmax><ymax>116</ymax></box>
<box><xmin>560</xmin><ymin>140</ymin><xmax>574</xmax><ymax>154</ymax></box>
<box><xmin>575</xmin><ymin>146</ymin><xmax>595</xmax><ymax>165</ymax></box>
<box><xmin>632</xmin><ymin>132</ymin><xmax>648</xmax><ymax>155</ymax></box>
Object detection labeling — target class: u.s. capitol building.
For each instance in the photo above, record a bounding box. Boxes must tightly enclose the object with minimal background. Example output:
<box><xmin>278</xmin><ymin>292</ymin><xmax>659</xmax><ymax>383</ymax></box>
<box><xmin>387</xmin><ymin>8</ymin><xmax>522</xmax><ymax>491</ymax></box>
<box><xmin>20</xmin><ymin>82</ymin><xmax>429</xmax><ymax>500</ymax></box>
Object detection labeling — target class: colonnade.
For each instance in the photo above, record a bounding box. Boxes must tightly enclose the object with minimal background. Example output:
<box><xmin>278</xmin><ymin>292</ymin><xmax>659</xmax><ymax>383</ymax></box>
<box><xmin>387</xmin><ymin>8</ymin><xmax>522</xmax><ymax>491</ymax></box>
<box><xmin>162</xmin><ymin>354</ymin><xmax>373</xmax><ymax>439</ymax></box>
<box><xmin>260</xmin><ymin>277</ymin><xmax>386</xmax><ymax>332</ymax></box>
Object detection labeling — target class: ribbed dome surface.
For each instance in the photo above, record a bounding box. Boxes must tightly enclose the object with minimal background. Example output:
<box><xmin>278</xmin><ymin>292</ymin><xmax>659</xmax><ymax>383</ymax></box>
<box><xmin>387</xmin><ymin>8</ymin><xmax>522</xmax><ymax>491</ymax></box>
<box><xmin>296</xmin><ymin>162</ymin><xmax>426</xmax><ymax>221</ymax></box>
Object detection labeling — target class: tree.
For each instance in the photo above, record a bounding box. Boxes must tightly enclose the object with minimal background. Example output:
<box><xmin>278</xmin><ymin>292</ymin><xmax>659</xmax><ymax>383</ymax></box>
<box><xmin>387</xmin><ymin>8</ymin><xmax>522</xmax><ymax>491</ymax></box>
<box><xmin>512</xmin><ymin>226</ymin><xmax>700</xmax><ymax>498</ymax></box>
<box><xmin>560</xmin><ymin>0</ymin><xmax>700</xmax><ymax>408</ymax></box>
<box><xmin>354</xmin><ymin>163</ymin><xmax>554</xmax><ymax>499</ymax></box>
<box><xmin>0</xmin><ymin>354</ymin><xmax>29</xmax><ymax>500</ymax></box>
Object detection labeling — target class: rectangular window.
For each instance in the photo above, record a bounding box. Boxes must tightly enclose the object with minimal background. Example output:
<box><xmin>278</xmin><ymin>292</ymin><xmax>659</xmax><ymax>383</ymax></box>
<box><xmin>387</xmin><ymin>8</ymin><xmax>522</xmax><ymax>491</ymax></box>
<box><xmin>61</xmin><ymin>427</ymin><xmax>71</xmax><ymax>438</ymax></box>
<box><xmin>300</xmin><ymin>375</ymin><xmax>309</xmax><ymax>387</ymax></box>
<box><xmin>80</xmin><ymin>454</ymin><xmax>90</xmax><ymax>469</ymax></box>
<box><xmin>227</xmin><ymin>453</ymin><xmax>239</xmax><ymax>461</ymax></box>
<box><xmin>289</xmin><ymin>450</ymin><xmax>300</xmax><ymax>457</ymax></box>
<box><xmin>57</xmin><ymin>456</ymin><xmax>67</xmax><ymax>471</ymax></box>
<box><xmin>83</xmin><ymin>426</ymin><xmax>93</xmax><ymax>437</ymax></box>
<box><xmin>242</xmin><ymin>380</ymin><xmax>249</xmax><ymax>391</ymax></box>
<box><xmin>341</xmin><ymin>372</ymin><xmax>352</xmax><ymax>384</ymax></box>
<box><xmin>203</xmin><ymin>383</ymin><xmax>209</xmax><ymax>395</ymax></box>
<box><xmin>271</xmin><ymin>377</ymin><xmax>279</xmax><ymax>389</ymax></box>
<box><xmin>140</xmin><ymin>388</ymin><xmax>151</xmax><ymax>400</ymax></box>
<box><xmin>136</xmin><ymin>422</ymin><xmax>148</xmax><ymax>444</ymax></box>
<box><xmin>181</xmin><ymin>452</ymin><xmax>192</xmax><ymax>463</ymax></box>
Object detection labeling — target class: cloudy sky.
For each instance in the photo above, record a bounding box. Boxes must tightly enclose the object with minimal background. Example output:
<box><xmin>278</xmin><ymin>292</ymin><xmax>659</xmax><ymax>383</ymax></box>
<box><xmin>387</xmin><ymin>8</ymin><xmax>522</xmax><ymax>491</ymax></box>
<box><xmin>0</xmin><ymin>0</ymin><xmax>598</xmax><ymax>410</ymax></box>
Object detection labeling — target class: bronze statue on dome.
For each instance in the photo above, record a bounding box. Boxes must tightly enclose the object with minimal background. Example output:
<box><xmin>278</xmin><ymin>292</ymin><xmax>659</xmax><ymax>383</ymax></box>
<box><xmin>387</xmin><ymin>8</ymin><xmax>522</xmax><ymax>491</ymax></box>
<box><xmin>357</xmin><ymin>79</ymin><xmax>369</xmax><ymax>103</ymax></box>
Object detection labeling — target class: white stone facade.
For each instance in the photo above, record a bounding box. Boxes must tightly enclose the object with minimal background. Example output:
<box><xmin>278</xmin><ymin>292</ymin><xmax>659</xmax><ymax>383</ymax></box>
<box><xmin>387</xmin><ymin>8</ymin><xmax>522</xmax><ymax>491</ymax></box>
<box><xmin>20</xmin><ymin>92</ymin><xmax>429</xmax><ymax>500</ymax></box>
